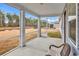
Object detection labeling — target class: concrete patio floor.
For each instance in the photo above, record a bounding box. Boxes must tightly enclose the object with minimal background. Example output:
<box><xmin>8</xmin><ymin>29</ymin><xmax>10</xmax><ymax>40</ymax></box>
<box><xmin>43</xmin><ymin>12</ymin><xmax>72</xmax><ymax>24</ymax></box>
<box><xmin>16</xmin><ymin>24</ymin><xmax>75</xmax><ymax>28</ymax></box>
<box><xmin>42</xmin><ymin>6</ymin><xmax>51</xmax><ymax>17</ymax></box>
<box><xmin>5</xmin><ymin>37</ymin><xmax>63</xmax><ymax>56</ymax></box>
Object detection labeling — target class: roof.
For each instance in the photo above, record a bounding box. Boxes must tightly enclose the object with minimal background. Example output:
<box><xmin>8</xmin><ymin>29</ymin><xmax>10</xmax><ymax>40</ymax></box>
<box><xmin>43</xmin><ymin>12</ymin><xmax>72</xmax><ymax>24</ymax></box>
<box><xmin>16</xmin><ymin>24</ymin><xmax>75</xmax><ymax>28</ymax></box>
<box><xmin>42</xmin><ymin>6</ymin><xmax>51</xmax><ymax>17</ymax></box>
<box><xmin>7</xmin><ymin>3</ymin><xmax>66</xmax><ymax>17</ymax></box>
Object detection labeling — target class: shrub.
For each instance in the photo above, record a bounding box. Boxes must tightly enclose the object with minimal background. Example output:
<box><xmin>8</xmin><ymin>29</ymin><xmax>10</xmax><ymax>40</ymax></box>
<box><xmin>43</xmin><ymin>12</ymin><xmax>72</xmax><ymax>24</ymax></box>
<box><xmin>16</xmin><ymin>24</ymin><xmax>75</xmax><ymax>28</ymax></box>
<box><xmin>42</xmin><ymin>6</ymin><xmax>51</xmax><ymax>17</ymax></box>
<box><xmin>47</xmin><ymin>31</ymin><xmax>61</xmax><ymax>38</ymax></box>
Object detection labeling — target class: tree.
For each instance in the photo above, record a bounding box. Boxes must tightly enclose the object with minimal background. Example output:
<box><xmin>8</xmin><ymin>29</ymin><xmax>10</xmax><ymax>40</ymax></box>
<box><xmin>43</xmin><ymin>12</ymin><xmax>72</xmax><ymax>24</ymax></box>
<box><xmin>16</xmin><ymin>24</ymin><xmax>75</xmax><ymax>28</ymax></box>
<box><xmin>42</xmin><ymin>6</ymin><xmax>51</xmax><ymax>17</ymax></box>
<box><xmin>25</xmin><ymin>18</ymin><xmax>47</xmax><ymax>28</ymax></box>
<box><xmin>40</xmin><ymin>21</ymin><xmax>47</xmax><ymax>27</ymax></box>
<box><xmin>6</xmin><ymin>13</ymin><xmax>13</xmax><ymax>27</ymax></box>
<box><xmin>0</xmin><ymin>10</ymin><xmax>4</xmax><ymax>27</ymax></box>
<box><xmin>12</xmin><ymin>14</ymin><xmax>19</xmax><ymax>27</ymax></box>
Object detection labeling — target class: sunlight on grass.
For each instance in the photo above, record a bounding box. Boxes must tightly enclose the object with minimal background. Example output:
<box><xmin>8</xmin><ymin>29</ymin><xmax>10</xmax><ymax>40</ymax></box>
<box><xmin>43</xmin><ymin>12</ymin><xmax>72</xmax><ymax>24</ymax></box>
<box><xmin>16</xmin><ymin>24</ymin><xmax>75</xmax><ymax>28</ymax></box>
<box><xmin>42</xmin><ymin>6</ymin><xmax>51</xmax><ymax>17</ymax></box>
<box><xmin>47</xmin><ymin>31</ymin><xmax>61</xmax><ymax>38</ymax></box>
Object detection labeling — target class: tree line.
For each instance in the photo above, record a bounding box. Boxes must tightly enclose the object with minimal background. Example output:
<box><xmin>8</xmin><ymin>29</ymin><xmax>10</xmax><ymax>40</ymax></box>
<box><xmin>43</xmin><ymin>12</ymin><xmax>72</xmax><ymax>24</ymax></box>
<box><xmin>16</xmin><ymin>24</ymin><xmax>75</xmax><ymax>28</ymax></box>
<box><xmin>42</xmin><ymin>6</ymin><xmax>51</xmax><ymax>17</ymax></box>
<box><xmin>0</xmin><ymin>10</ymin><xmax>47</xmax><ymax>28</ymax></box>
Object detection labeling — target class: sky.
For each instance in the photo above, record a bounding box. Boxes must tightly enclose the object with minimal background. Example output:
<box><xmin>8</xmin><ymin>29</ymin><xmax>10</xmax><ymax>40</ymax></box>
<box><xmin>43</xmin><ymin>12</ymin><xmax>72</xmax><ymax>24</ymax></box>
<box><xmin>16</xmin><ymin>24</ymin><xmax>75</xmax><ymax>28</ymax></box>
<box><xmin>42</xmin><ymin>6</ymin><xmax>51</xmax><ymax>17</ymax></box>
<box><xmin>0</xmin><ymin>3</ymin><xmax>59</xmax><ymax>23</ymax></box>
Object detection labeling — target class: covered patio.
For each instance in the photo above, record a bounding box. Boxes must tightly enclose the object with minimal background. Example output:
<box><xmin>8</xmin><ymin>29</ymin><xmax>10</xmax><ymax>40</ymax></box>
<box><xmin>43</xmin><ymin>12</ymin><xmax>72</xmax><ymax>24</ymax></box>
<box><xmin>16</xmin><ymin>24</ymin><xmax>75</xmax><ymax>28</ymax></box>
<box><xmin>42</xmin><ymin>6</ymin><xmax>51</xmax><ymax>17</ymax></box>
<box><xmin>4</xmin><ymin>37</ymin><xmax>62</xmax><ymax>56</ymax></box>
<box><xmin>1</xmin><ymin>3</ymin><xmax>76</xmax><ymax>56</ymax></box>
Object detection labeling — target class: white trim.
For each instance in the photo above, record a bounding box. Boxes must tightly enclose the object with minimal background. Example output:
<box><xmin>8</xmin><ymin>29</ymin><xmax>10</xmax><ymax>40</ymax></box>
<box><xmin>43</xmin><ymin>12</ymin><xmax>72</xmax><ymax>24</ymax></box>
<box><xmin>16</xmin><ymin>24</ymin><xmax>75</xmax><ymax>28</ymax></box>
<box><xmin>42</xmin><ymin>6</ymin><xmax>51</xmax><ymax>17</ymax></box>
<box><xmin>68</xmin><ymin>16</ymin><xmax>76</xmax><ymax>21</ymax></box>
<box><xmin>67</xmin><ymin>37</ymin><xmax>76</xmax><ymax>48</ymax></box>
<box><xmin>68</xmin><ymin>16</ymin><xmax>76</xmax><ymax>22</ymax></box>
<box><xmin>76</xmin><ymin>3</ymin><xmax>79</xmax><ymax>50</ymax></box>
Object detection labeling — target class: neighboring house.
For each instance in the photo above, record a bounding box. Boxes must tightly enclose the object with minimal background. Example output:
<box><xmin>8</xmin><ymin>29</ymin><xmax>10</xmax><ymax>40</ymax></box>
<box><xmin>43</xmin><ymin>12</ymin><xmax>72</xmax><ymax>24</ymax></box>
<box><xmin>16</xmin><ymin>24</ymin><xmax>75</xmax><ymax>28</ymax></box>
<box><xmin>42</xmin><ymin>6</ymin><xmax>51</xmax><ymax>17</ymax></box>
<box><xmin>53</xmin><ymin>22</ymin><xmax>60</xmax><ymax>29</ymax></box>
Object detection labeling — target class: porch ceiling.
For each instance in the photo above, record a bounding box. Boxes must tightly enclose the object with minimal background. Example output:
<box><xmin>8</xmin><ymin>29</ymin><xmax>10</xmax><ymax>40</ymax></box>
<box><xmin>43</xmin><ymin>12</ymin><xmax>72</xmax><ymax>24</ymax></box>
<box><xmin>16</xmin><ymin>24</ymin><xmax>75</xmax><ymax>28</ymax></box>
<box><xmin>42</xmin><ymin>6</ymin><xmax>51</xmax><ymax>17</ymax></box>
<box><xmin>7</xmin><ymin>3</ymin><xmax>66</xmax><ymax>17</ymax></box>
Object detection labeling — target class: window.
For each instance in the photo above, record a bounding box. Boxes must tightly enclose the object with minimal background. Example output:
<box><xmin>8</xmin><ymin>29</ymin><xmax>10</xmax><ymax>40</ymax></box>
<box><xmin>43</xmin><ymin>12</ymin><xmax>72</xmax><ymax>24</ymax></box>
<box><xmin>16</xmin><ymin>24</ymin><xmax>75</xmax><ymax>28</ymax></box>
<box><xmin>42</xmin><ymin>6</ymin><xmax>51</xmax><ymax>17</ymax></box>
<box><xmin>69</xmin><ymin>19</ymin><xmax>76</xmax><ymax>43</ymax></box>
<box><xmin>68</xmin><ymin>3</ymin><xmax>76</xmax><ymax>44</ymax></box>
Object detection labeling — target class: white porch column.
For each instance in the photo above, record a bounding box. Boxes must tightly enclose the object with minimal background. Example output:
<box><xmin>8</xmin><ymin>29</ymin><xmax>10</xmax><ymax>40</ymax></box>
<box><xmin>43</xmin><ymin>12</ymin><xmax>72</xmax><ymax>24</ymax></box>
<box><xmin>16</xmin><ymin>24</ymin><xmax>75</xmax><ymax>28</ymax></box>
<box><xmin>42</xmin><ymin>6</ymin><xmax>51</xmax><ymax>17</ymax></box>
<box><xmin>46</xmin><ymin>22</ymin><xmax>48</xmax><ymax>34</ymax></box>
<box><xmin>61</xmin><ymin>15</ymin><xmax>65</xmax><ymax>43</ymax></box>
<box><xmin>38</xmin><ymin>17</ymin><xmax>41</xmax><ymax>37</ymax></box>
<box><xmin>19</xmin><ymin>10</ymin><xmax>25</xmax><ymax>47</ymax></box>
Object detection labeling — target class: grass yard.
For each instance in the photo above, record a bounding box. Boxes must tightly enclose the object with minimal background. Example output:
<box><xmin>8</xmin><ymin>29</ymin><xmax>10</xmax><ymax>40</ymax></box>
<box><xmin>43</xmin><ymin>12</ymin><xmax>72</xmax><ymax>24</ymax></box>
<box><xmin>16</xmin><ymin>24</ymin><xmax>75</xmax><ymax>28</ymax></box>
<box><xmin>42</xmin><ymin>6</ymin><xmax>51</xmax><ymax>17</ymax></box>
<box><xmin>0</xmin><ymin>31</ymin><xmax>37</xmax><ymax>55</ymax></box>
<box><xmin>47</xmin><ymin>31</ymin><xmax>61</xmax><ymax>38</ymax></box>
<box><xmin>0</xmin><ymin>27</ymin><xmax>60</xmax><ymax>55</ymax></box>
<box><xmin>0</xmin><ymin>28</ymin><xmax>37</xmax><ymax>55</ymax></box>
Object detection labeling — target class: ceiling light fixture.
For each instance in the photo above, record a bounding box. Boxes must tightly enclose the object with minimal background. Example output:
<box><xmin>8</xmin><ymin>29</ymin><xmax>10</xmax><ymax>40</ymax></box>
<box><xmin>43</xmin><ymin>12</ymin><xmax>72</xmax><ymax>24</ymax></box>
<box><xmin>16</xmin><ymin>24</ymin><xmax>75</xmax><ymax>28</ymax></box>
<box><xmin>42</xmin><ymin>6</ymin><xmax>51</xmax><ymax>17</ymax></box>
<box><xmin>40</xmin><ymin>3</ymin><xmax>44</xmax><ymax>5</ymax></box>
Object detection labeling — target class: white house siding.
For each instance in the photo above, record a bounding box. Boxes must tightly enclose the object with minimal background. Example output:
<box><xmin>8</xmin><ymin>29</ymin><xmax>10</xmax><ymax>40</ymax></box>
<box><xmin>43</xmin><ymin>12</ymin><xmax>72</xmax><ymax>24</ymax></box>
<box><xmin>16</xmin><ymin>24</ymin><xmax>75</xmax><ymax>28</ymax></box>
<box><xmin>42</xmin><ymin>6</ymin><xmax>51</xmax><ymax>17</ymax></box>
<box><xmin>59</xmin><ymin>4</ymin><xmax>79</xmax><ymax>56</ymax></box>
<box><xmin>66</xmin><ymin>4</ymin><xmax>79</xmax><ymax>56</ymax></box>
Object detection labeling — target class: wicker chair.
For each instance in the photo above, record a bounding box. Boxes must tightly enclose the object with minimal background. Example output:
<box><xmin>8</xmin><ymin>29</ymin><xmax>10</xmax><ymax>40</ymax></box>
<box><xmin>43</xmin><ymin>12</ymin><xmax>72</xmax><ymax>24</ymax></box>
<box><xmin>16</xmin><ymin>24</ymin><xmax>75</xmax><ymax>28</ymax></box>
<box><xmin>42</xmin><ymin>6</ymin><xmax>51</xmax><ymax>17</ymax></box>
<box><xmin>46</xmin><ymin>43</ymin><xmax>71</xmax><ymax>56</ymax></box>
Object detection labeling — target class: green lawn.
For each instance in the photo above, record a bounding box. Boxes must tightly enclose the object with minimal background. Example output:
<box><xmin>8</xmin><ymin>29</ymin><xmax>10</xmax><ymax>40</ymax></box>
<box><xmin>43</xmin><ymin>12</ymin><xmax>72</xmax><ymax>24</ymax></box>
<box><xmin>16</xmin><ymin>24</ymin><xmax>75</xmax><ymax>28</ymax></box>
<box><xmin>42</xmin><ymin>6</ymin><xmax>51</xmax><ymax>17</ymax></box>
<box><xmin>47</xmin><ymin>31</ymin><xmax>61</xmax><ymax>38</ymax></box>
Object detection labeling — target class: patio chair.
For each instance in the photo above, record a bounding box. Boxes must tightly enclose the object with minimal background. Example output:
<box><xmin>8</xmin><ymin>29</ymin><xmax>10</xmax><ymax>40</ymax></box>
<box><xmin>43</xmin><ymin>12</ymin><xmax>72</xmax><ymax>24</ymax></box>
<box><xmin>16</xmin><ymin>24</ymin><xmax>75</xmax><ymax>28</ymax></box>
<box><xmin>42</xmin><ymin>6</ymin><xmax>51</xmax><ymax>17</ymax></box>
<box><xmin>46</xmin><ymin>43</ymin><xmax>71</xmax><ymax>56</ymax></box>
